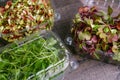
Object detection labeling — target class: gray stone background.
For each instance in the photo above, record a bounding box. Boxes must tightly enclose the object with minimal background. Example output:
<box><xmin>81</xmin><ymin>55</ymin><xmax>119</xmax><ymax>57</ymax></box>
<box><xmin>51</xmin><ymin>0</ymin><xmax>120</xmax><ymax>80</ymax></box>
<box><xmin>51</xmin><ymin>0</ymin><xmax>81</xmax><ymax>40</ymax></box>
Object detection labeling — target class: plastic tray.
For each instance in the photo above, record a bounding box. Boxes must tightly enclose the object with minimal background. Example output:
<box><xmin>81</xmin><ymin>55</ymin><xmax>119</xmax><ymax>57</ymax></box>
<box><xmin>0</xmin><ymin>30</ymin><xmax>69</xmax><ymax>80</ymax></box>
<box><xmin>0</xmin><ymin>0</ymin><xmax>54</xmax><ymax>43</ymax></box>
<box><xmin>68</xmin><ymin>0</ymin><xmax>120</xmax><ymax>65</ymax></box>
<box><xmin>28</xmin><ymin>31</ymin><xmax>70</xmax><ymax>80</ymax></box>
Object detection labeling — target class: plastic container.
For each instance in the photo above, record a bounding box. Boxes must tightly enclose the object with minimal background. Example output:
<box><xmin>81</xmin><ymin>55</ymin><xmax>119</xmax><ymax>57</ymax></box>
<box><xmin>81</xmin><ymin>0</ymin><xmax>120</xmax><ymax>16</ymax></box>
<box><xmin>0</xmin><ymin>30</ymin><xmax>69</xmax><ymax>80</ymax></box>
<box><xmin>69</xmin><ymin>0</ymin><xmax>120</xmax><ymax>65</ymax></box>
<box><xmin>0</xmin><ymin>0</ymin><xmax>54</xmax><ymax>42</ymax></box>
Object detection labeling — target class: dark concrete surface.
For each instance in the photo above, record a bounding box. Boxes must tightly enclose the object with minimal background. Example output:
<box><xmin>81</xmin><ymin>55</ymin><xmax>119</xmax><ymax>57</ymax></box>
<box><xmin>50</xmin><ymin>0</ymin><xmax>120</xmax><ymax>80</ymax></box>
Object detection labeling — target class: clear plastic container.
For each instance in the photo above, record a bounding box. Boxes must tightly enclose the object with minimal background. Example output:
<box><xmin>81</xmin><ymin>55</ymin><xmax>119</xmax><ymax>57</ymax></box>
<box><xmin>0</xmin><ymin>30</ymin><xmax>69</xmax><ymax>80</ymax></box>
<box><xmin>69</xmin><ymin>0</ymin><xmax>120</xmax><ymax>65</ymax></box>
<box><xmin>0</xmin><ymin>0</ymin><xmax>54</xmax><ymax>42</ymax></box>
<box><xmin>80</xmin><ymin>0</ymin><xmax>120</xmax><ymax>16</ymax></box>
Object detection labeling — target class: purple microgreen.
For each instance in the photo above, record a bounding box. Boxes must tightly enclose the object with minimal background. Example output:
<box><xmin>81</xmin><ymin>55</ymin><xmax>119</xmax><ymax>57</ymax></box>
<box><xmin>86</xmin><ymin>40</ymin><xmax>92</xmax><ymax>45</ymax></box>
<box><xmin>112</xmin><ymin>34</ymin><xmax>119</xmax><ymax>42</ymax></box>
<box><xmin>72</xmin><ymin>6</ymin><xmax>120</xmax><ymax>61</ymax></box>
<box><xmin>91</xmin><ymin>35</ymin><xmax>97</xmax><ymax>43</ymax></box>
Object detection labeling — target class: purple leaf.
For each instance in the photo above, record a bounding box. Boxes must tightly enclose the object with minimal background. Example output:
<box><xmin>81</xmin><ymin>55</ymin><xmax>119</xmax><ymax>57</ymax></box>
<box><xmin>112</xmin><ymin>34</ymin><xmax>118</xmax><ymax>42</ymax></box>
<box><xmin>91</xmin><ymin>35</ymin><xmax>97</xmax><ymax>43</ymax></box>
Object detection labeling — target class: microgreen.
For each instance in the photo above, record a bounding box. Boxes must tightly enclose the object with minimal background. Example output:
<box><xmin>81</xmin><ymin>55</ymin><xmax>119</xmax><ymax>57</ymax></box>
<box><xmin>0</xmin><ymin>36</ymin><xmax>65</xmax><ymax>79</ymax></box>
<box><xmin>0</xmin><ymin>0</ymin><xmax>54</xmax><ymax>42</ymax></box>
<box><xmin>72</xmin><ymin>6</ymin><xmax>120</xmax><ymax>61</ymax></box>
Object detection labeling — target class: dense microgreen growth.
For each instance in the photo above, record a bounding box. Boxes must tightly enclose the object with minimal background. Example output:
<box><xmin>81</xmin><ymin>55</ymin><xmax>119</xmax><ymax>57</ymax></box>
<box><xmin>0</xmin><ymin>36</ymin><xmax>64</xmax><ymax>80</ymax></box>
<box><xmin>71</xmin><ymin>6</ymin><xmax>120</xmax><ymax>61</ymax></box>
<box><xmin>0</xmin><ymin>0</ymin><xmax>53</xmax><ymax>42</ymax></box>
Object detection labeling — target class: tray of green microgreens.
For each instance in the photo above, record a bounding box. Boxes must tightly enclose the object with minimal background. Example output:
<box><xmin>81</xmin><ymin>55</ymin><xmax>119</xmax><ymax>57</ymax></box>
<box><xmin>0</xmin><ymin>0</ymin><xmax>54</xmax><ymax>42</ymax></box>
<box><xmin>71</xmin><ymin>6</ymin><xmax>120</xmax><ymax>64</ymax></box>
<box><xmin>0</xmin><ymin>30</ymin><xmax>69</xmax><ymax>80</ymax></box>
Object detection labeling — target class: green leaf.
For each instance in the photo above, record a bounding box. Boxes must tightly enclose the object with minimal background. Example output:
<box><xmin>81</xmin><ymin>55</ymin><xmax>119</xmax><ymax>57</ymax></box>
<box><xmin>96</xmin><ymin>10</ymin><xmax>107</xmax><ymax>16</ymax></box>
<box><xmin>84</xmin><ymin>17</ymin><xmax>93</xmax><ymax>26</ymax></box>
<box><xmin>79</xmin><ymin>44</ymin><xmax>82</xmax><ymax>49</ymax></box>
<box><xmin>99</xmin><ymin>33</ymin><xmax>107</xmax><ymax>42</ymax></box>
<box><xmin>75</xmin><ymin>13</ymin><xmax>83</xmax><ymax>22</ymax></box>
<box><xmin>15</xmin><ymin>69</ymin><xmax>20</xmax><ymax>80</ymax></box>
<box><xmin>112</xmin><ymin>45</ymin><xmax>118</xmax><ymax>53</ymax></box>
<box><xmin>95</xmin><ymin>17</ymin><xmax>104</xmax><ymax>24</ymax></box>
<box><xmin>0</xmin><ymin>36</ymin><xmax>61</xmax><ymax>79</ymax></box>
<box><xmin>103</xmin><ymin>27</ymin><xmax>109</xmax><ymax>33</ymax></box>
<box><xmin>78</xmin><ymin>32</ymin><xmax>91</xmax><ymax>40</ymax></box>
<box><xmin>0</xmin><ymin>74</ymin><xmax>8</xmax><ymax>80</ymax></box>
<box><xmin>111</xmin><ymin>29</ymin><xmax>117</xmax><ymax>34</ymax></box>
<box><xmin>85</xmin><ymin>33</ymin><xmax>91</xmax><ymax>40</ymax></box>
<box><xmin>107</xmin><ymin>17</ymin><xmax>114</xmax><ymax>24</ymax></box>
<box><xmin>108</xmin><ymin>6</ymin><xmax>113</xmax><ymax>16</ymax></box>
<box><xmin>0</xmin><ymin>62</ymin><xmax>5</xmax><ymax>70</ymax></box>
<box><xmin>92</xmin><ymin>25</ymin><xmax>100</xmax><ymax>31</ymax></box>
<box><xmin>94</xmin><ymin>53</ymin><xmax>100</xmax><ymax>60</ymax></box>
<box><xmin>78</xmin><ymin>32</ymin><xmax>84</xmax><ymax>40</ymax></box>
<box><xmin>96</xmin><ymin>27</ymin><xmax>104</xmax><ymax>35</ymax></box>
<box><xmin>113</xmin><ymin>52</ymin><xmax>120</xmax><ymax>61</ymax></box>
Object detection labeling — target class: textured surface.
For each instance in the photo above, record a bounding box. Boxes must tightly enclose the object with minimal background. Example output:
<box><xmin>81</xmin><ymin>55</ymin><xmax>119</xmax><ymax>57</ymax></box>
<box><xmin>64</xmin><ymin>59</ymin><xmax>120</xmax><ymax>80</ymax></box>
<box><xmin>51</xmin><ymin>0</ymin><xmax>120</xmax><ymax>80</ymax></box>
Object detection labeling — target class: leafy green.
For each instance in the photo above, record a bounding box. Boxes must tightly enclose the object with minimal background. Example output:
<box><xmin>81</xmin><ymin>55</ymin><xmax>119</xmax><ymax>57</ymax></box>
<box><xmin>0</xmin><ymin>36</ymin><xmax>64</xmax><ymax>79</ymax></box>
<box><xmin>108</xmin><ymin>6</ymin><xmax>113</xmax><ymax>16</ymax></box>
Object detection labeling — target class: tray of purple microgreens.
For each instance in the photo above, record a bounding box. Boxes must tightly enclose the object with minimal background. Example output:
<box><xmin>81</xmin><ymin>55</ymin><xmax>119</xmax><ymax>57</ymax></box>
<box><xmin>71</xmin><ymin>6</ymin><xmax>120</xmax><ymax>64</ymax></box>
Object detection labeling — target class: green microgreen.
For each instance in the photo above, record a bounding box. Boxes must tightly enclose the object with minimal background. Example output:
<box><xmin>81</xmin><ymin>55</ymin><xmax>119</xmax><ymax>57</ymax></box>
<box><xmin>0</xmin><ymin>36</ymin><xmax>65</xmax><ymax>79</ymax></box>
